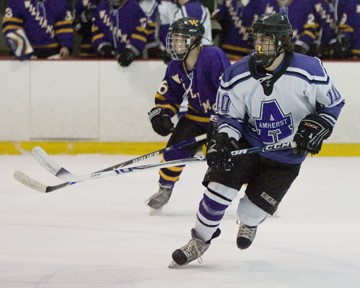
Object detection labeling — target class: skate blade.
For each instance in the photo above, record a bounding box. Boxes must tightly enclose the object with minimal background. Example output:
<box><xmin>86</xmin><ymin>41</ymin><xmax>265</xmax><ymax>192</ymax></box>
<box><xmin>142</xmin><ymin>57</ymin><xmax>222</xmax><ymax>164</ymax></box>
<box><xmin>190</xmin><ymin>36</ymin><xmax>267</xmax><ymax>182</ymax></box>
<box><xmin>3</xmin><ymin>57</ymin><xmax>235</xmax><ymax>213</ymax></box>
<box><xmin>168</xmin><ymin>260</ymin><xmax>180</xmax><ymax>268</ymax></box>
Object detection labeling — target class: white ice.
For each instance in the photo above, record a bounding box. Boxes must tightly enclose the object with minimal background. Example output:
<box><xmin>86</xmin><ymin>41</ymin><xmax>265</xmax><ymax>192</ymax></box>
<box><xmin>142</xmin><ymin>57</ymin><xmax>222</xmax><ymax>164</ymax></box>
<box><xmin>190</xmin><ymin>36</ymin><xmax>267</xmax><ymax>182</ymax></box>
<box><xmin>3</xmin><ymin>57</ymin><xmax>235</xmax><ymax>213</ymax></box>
<box><xmin>1</xmin><ymin>154</ymin><xmax>360</xmax><ymax>288</ymax></box>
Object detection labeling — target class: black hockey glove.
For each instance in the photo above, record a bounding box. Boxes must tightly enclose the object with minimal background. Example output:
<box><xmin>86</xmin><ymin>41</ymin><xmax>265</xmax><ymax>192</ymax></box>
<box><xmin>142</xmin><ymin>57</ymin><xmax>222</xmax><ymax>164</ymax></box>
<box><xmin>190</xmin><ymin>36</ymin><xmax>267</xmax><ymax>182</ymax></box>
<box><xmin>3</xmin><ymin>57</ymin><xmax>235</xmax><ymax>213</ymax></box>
<box><xmin>206</xmin><ymin>133</ymin><xmax>240</xmax><ymax>172</ymax></box>
<box><xmin>293</xmin><ymin>114</ymin><xmax>333</xmax><ymax>156</ymax></box>
<box><xmin>118</xmin><ymin>48</ymin><xmax>137</xmax><ymax>67</ymax></box>
<box><xmin>97</xmin><ymin>44</ymin><xmax>115</xmax><ymax>58</ymax></box>
<box><xmin>148</xmin><ymin>107</ymin><xmax>174</xmax><ymax>136</ymax></box>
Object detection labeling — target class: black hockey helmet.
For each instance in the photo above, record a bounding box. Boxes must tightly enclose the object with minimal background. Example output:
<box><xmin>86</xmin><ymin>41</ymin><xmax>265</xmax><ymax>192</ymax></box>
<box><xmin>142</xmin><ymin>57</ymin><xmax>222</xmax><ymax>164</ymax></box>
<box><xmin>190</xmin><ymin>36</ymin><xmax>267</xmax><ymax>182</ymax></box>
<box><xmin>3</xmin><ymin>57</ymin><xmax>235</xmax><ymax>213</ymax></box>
<box><xmin>251</xmin><ymin>13</ymin><xmax>293</xmax><ymax>67</ymax></box>
<box><xmin>166</xmin><ymin>17</ymin><xmax>205</xmax><ymax>61</ymax></box>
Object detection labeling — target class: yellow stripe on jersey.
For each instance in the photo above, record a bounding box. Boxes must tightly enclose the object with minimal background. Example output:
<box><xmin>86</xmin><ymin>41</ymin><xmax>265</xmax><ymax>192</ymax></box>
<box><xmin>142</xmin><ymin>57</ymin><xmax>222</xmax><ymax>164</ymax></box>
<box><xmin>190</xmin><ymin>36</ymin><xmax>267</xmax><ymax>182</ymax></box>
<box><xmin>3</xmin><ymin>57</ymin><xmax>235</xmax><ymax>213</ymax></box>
<box><xmin>2</xmin><ymin>25</ymin><xmax>23</xmax><ymax>33</ymax></box>
<box><xmin>131</xmin><ymin>33</ymin><xmax>147</xmax><ymax>43</ymax></box>
<box><xmin>2</xmin><ymin>17</ymin><xmax>23</xmax><ymax>24</ymax></box>
<box><xmin>185</xmin><ymin>114</ymin><xmax>210</xmax><ymax>123</ymax></box>
<box><xmin>92</xmin><ymin>33</ymin><xmax>104</xmax><ymax>42</ymax></box>
<box><xmin>55</xmin><ymin>28</ymin><xmax>74</xmax><ymax>35</ymax></box>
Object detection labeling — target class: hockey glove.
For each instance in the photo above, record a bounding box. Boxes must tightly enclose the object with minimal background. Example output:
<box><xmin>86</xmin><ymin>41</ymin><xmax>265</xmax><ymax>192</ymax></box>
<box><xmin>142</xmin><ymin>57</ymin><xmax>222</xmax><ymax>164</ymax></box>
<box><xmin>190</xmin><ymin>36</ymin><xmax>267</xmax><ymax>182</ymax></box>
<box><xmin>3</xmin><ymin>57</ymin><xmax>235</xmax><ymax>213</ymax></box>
<box><xmin>294</xmin><ymin>114</ymin><xmax>333</xmax><ymax>156</ymax></box>
<box><xmin>148</xmin><ymin>107</ymin><xmax>174</xmax><ymax>136</ymax></box>
<box><xmin>206</xmin><ymin>133</ymin><xmax>240</xmax><ymax>172</ymax></box>
<box><xmin>98</xmin><ymin>43</ymin><xmax>115</xmax><ymax>58</ymax></box>
<box><xmin>118</xmin><ymin>46</ymin><xmax>140</xmax><ymax>67</ymax></box>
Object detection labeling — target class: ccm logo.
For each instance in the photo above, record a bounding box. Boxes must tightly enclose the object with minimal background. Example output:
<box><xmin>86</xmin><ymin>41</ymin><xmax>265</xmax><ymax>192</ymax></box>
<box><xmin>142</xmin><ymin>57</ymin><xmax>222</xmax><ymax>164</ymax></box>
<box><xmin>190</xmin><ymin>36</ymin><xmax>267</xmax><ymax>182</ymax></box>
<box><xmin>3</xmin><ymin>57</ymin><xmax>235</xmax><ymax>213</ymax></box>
<box><xmin>261</xmin><ymin>192</ymin><xmax>278</xmax><ymax>207</ymax></box>
<box><xmin>263</xmin><ymin>142</ymin><xmax>291</xmax><ymax>151</ymax></box>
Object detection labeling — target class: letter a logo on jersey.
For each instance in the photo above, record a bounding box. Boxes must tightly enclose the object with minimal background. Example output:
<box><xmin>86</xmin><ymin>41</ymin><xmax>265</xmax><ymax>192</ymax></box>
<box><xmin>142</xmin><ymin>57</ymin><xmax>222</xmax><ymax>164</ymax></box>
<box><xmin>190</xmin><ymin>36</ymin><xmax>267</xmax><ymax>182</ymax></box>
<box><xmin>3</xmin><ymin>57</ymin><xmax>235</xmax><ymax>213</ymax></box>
<box><xmin>254</xmin><ymin>100</ymin><xmax>293</xmax><ymax>143</ymax></box>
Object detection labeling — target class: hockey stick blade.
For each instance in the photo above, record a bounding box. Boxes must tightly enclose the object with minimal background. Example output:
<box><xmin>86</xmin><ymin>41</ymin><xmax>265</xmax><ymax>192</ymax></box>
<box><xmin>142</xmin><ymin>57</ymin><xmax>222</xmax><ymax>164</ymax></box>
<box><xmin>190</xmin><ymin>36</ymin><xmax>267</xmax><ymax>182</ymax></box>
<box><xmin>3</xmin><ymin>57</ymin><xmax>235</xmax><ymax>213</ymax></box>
<box><xmin>31</xmin><ymin>134</ymin><xmax>207</xmax><ymax>182</ymax></box>
<box><xmin>13</xmin><ymin>170</ymin><xmax>71</xmax><ymax>193</ymax></box>
<box><xmin>13</xmin><ymin>156</ymin><xmax>205</xmax><ymax>193</ymax></box>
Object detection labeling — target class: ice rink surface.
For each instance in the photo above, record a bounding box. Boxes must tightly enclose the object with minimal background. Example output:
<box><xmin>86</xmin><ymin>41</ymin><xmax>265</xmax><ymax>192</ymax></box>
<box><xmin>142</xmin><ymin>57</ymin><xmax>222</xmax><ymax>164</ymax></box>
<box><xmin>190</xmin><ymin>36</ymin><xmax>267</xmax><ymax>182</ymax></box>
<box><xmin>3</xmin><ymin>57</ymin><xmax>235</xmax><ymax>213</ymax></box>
<box><xmin>1</xmin><ymin>154</ymin><xmax>359</xmax><ymax>288</ymax></box>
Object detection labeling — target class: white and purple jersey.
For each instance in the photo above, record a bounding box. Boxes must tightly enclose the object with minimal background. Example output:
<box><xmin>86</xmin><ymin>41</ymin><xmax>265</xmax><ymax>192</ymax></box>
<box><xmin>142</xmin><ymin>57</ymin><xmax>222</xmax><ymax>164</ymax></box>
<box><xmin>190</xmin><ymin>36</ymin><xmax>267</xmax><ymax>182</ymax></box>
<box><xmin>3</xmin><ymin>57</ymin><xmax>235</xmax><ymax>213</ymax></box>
<box><xmin>158</xmin><ymin>0</ymin><xmax>212</xmax><ymax>45</ymax></box>
<box><xmin>154</xmin><ymin>46</ymin><xmax>231</xmax><ymax>125</ymax></box>
<box><xmin>216</xmin><ymin>52</ymin><xmax>344</xmax><ymax>164</ymax></box>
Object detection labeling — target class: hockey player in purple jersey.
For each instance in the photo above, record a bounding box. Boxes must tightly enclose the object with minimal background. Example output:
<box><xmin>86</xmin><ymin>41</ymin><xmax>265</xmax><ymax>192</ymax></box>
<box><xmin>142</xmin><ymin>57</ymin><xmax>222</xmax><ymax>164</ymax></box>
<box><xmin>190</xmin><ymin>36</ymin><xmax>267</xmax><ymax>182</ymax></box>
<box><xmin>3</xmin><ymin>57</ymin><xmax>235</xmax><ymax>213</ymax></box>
<box><xmin>240</xmin><ymin>0</ymin><xmax>336</xmax><ymax>57</ymax></box>
<box><xmin>2</xmin><ymin>0</ymin><xmax>74</xmax><ymax>59</ymax></box>
<box><xmin>91</xmin><ymin>0</ymin><xmax>149</xmax><ymax>66</ymax></box>
<box><xmin>212</xmin><ymin>0</ymin><xmax>251</xmax><ymax>60</ymax></box>
<box><xmin>169</xmin><ymin>13</ymin><xmax>344</xmax><ymax>267</ymax></box>
<box><xmin>146</xmin><ymin>17</ymin><xmax>231</xmax><ymax>212</ymax></box>
<box><xmin>334</xmin><ymin>0</ymin><xmax>360</xmax><ymax>59</ymax></box>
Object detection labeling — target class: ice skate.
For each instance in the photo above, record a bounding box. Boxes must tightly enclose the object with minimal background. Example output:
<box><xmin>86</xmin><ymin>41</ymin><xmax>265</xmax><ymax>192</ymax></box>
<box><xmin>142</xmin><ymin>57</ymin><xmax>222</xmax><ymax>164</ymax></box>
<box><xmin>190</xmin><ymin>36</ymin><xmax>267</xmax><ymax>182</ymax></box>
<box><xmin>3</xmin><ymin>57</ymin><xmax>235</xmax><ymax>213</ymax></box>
<box><xmin>236</xmin><ymin>222</ymin><xmax>257</xmax><ymax>249</ymax></box>
<box><xmin>169</xmin><ymin>228</ymin><xmax>221</xmax><ymax>268</ymax></box>
<box><xmin>145</xmin><ymin>184</ymin><xmax>173</xmax><ymax>212</ymax></box>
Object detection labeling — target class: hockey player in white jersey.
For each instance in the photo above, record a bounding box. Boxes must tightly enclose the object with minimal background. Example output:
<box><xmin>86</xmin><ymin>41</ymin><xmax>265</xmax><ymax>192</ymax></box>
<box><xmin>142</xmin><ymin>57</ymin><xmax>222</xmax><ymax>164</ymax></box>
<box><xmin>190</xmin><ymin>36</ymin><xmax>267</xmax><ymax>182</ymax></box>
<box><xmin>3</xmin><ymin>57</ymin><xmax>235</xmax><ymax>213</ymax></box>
<box><xmin>169</xmin><ymin>12</ymin><xmax>345</xmax><ymax>267</ymax></box>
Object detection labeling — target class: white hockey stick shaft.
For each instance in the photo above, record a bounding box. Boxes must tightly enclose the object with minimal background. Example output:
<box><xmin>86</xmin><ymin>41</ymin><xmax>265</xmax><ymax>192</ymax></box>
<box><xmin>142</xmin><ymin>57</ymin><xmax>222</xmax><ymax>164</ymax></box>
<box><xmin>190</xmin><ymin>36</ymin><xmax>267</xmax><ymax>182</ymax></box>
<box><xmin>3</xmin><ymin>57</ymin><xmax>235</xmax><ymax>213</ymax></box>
<box><xmin>32</xmin><ymin>133</ymin><xmax>207</xmax><ymax>181</ymax></box>
<box><xmin>13</xmin><ymin>156</ymin><xmax>205</xmax><ymax>193</ymax></box>
<box><xmin>14</xmin><ymin>141</ymin><xmax>297</xmax><ymax>193</ymax></box>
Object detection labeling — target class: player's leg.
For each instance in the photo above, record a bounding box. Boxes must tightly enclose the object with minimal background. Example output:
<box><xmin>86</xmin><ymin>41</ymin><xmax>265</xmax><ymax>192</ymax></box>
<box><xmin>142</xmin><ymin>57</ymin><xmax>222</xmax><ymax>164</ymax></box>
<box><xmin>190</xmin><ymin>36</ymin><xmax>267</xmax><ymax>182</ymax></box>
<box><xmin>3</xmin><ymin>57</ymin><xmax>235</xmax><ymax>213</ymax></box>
<box><xmin>146</xmin><ymin>117</ymin><xmax>206</xmax><ymax>210</ymax></box>
<box><xmin>237</xmin><ymin>157</ymin><xmax>301</xmax><ymax>249</ymax></box>
<box><xmin>170</xmin><ymin>140</ymin><xmax>256</xmax><ymax>266</ymax></box>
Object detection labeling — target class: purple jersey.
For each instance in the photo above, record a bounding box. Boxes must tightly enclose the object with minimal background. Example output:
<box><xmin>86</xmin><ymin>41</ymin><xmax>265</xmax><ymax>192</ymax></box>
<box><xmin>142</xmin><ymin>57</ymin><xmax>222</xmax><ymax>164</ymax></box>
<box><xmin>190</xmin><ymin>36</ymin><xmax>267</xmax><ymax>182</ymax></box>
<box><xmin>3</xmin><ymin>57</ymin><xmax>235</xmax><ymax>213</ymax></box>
<box><xmin>213</xmin><ymin>0</ymin><xmax>250</xmax><ymax>60</ymax></box>
<box><xmin>2</xmin><ymin>0</ymin><xmax>74</xmax><ymax>57</ymax></box>
<box><xmin>337</xmin><ymin>0</ymin><xmax>360</xmax><ymax>57</ymax></box>
<box><xmin>243</xmin><ymin>0</ymin><xmax>335</xmax><ymax>50</ymax></box>
<box><xmin>91</xmin><ymin>0</ymin><xmax>149</xmax><ymax>54</ymax></box>
<box><xmin>154</xmin><ymin>46</ymin><xmax>231</xmax><ymax>125</ymax></box>
<box><xmin>139</xmin><ymin>0</ymin><xmax>158</xmax><ymax>45</ymax></box>
<box><xmin>74</xmin><ymin>0</ymin><xmax>101</xmax><ymax>57</ymax></box>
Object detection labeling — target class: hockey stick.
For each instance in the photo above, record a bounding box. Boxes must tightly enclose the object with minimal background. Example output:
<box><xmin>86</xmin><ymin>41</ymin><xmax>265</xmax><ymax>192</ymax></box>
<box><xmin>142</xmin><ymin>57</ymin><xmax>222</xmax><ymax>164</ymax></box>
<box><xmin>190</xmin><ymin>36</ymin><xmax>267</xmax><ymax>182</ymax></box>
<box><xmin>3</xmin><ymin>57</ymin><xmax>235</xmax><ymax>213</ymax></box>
<box><xmin>32</xmin><ymin>133</ymin><xmax>207</xmax><ymax>182</ymax></box>
<box><xmin>13</xmin><ymin>142</ymin><xmax>296</xmax><ymax>193</ymax></box>
<box><xmin>13</xmin><ymin>156</ymin><xmax>205</xmax><ymax>193</ymax></box>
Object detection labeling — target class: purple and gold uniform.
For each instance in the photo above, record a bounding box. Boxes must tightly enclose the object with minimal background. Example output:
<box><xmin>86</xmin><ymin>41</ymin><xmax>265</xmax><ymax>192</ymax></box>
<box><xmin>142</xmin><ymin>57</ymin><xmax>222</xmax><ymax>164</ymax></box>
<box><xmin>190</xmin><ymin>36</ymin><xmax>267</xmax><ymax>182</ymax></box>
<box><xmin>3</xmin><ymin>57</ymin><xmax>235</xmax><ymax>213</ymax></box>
<box><xmin>239</xmin><ymin>0</ymin><xmax>335</xmax><ymax>56</ymax></box>
<box><xmin>212</xmin><ymin>0</ymin><xmax>250</xmax><ymax>60</ymax></box>
<box><xmin>91</xmin><ymin>0</ymin><xmax>149</xmax><ymax>55</ymax></box>
<box><xmin>154</xmin><ymin>46</ymin><xmax>231</xmax><ymax>186</ymax></box>
<box><xmin>2</xmin><ymin>0</ymin><xmax>74</xmax><ymax>58</ymax></box>
<box><xmin>337</xmin><ymin>0</ymin><xmax>360</xmax><ymax>58</ymax></box>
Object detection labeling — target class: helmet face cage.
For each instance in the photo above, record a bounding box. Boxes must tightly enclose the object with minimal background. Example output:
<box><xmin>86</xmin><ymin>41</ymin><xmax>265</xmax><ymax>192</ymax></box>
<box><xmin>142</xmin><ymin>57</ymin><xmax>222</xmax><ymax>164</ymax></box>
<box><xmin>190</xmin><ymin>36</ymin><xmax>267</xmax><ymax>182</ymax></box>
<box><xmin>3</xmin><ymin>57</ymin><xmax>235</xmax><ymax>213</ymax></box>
<box><xmin>250</xmin><ymin>13</ymin><xmax>293</xmax><ymax>67</ymax></box>
<box><xmin>166</xmin><ymin>32</ymin><xmax>193</xmax><ymax>61</ymax></box>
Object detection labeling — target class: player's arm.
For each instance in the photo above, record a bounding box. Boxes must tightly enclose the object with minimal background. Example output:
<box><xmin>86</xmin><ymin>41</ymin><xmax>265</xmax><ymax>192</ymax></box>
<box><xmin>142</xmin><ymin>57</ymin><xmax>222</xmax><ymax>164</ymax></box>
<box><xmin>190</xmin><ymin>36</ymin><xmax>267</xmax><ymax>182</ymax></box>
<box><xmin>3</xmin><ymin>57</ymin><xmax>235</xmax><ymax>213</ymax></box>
<box><xmin>54</xmin><ymin>2</ymin><xmax>74</xmax><ymax>58</ymax></box>
<box><xmin>91</xmin><ymin>9</ymin><xmax>115</xmax><ymax>58</ymax></box>
<box><xmin>2</xmin><ymin>2</ymin><xmax>34</xmax><ymax>60</ymax></box>
<box><xmin>118</xmin><ymin>10</ymin><xmax>148</xmax><ymax>67</ymax></box>
<box><xmin>294</xmin><ymin>79</ymin><xmax>345</xmax><ymax>155</ymax></box>
<box><xmin>149</xmin><ymin>67</ymin><xmax>185</xmax><ymax>136</ymax></box>
<box><xmin>206</xmin><ymin>81</ymin><xmax>245</xmax><ymax>171</ymax></box>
